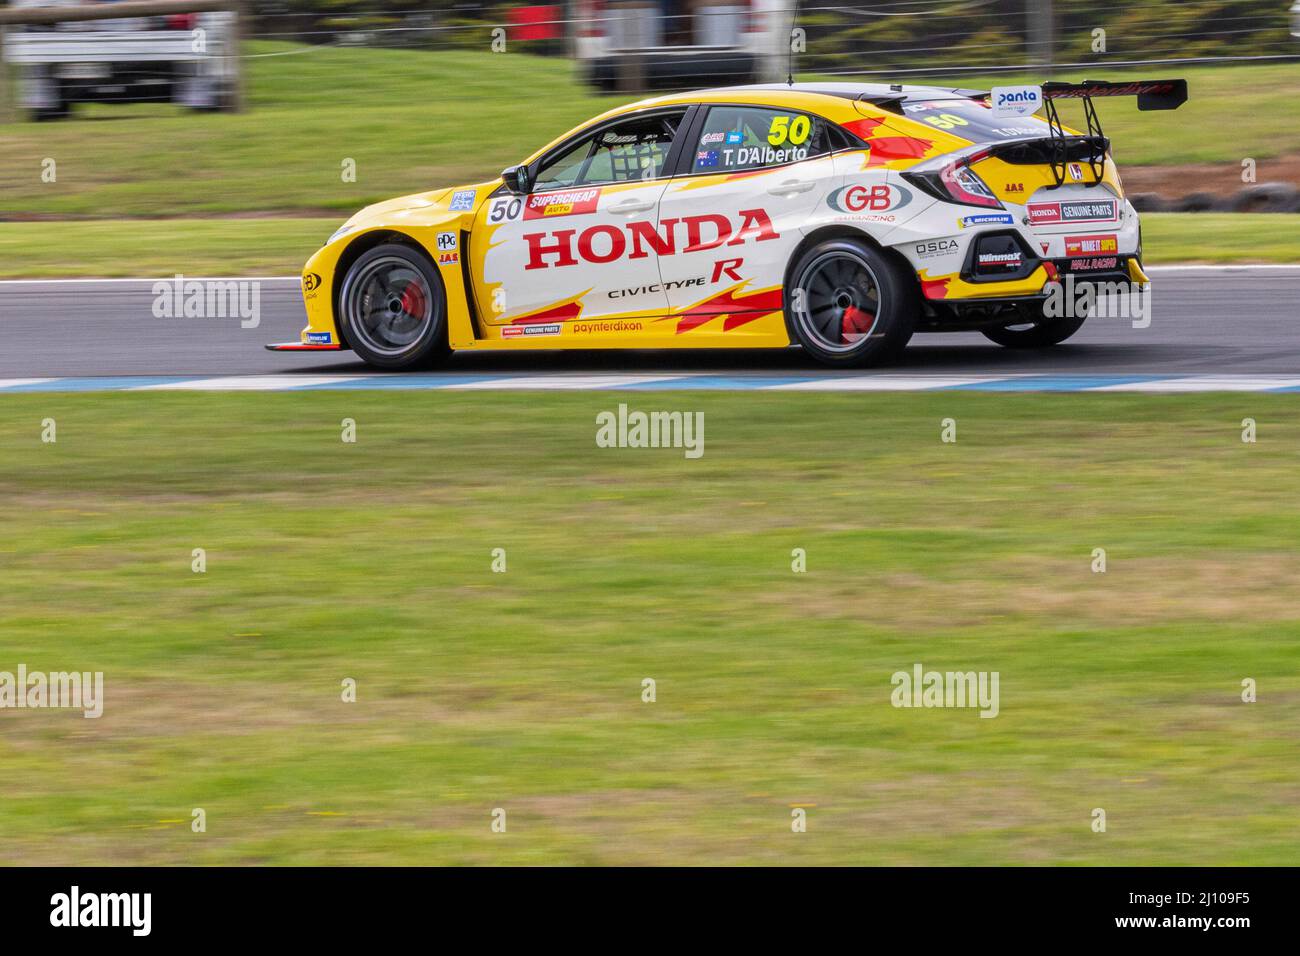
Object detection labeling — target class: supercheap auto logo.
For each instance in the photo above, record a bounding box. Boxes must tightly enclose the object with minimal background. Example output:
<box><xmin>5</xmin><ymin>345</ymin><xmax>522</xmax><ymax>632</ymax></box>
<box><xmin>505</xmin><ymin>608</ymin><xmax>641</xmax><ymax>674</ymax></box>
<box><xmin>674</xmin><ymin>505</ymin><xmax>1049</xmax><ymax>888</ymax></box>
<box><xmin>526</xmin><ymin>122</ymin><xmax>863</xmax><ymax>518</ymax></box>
<box><xmin>524</xmin><ymin>188</ymin><xmax>602</xmax><ymax>219</ymax></box>
<box><xmin>1065</xmin><ymin>234</ymin><xmax>1118</xmax><ymax>256</ymax></box>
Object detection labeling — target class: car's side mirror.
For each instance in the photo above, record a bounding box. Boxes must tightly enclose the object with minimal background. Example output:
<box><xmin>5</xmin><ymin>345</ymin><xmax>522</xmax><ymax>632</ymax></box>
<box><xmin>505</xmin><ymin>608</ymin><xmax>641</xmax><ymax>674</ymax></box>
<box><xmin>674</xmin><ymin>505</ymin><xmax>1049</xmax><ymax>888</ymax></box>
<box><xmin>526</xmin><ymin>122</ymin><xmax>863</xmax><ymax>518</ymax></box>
<box><xmin>501</xmin><ymin>165</ymin><xmax>531</xmax><ymax>195</ymax></box>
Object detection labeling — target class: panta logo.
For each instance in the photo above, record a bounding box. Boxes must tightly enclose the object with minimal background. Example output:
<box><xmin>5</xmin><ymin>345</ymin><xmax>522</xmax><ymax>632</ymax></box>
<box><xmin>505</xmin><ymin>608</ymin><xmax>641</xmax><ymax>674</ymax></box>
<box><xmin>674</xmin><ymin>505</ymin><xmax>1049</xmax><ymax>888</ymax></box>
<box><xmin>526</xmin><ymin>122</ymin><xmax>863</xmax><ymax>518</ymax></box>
<box><xmin>523</xmin><ymin>208</ymin><xmax>779</xmax><ymax>271</ymax></box>
<box><xmin>990</xmin><ymin>85</ymin><xmax>1043</xmax><ymax>117</ymax></box>
<box><xmin>827</xmin><ymin>183</ymin><xmax>913</xmax><ymax>214</ymax></box>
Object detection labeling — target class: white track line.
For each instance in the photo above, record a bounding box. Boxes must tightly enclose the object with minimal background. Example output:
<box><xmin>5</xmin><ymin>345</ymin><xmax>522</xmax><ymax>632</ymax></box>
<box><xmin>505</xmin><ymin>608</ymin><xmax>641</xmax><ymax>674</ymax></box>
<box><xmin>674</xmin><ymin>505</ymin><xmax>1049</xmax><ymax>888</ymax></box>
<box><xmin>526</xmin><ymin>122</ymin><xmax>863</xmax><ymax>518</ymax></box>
<box><xmin>135</xmin><ymin>375</ymin><xmax>371</xmax><ymax>391</ymax></box>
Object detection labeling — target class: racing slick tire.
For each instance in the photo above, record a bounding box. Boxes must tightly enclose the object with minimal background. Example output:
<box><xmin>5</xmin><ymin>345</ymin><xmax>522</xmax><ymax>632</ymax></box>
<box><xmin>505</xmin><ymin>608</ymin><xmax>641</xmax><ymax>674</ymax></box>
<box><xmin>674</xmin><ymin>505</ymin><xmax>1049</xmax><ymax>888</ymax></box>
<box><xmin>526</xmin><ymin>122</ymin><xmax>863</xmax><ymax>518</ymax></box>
<box><xmin>337</xmin><ymin>242</ymin><xmax>452</xmax><ymax>370</ymax></box>
<box><xmin>786</xmin><ymin>238</ymin><xmax>917</xmax><ymax>367</ymax></box>
<box><xmin>980</xmin><ymin>313</ymin><xmax>1087</xmax><ymax>348</ymax></box>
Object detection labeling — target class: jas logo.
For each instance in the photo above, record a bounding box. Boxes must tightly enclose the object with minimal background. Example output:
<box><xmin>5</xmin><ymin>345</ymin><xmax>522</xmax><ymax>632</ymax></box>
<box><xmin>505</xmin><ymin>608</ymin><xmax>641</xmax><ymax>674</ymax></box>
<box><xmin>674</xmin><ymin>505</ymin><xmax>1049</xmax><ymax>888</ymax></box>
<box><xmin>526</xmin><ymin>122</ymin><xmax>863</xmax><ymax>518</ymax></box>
<box><xmin>1005</xmin><ymin>183</ymin><xmax>1025</xmax><ymax>194</ymax></box>
<box><xmin>827</xmin><ymin>183</ymin><xmax>913</xmax><ymax>215</ymax></box>
<box><xmin>522</xmin><ymin>209</ymin><xmax>779</xmax><ymax>271</ymax></box>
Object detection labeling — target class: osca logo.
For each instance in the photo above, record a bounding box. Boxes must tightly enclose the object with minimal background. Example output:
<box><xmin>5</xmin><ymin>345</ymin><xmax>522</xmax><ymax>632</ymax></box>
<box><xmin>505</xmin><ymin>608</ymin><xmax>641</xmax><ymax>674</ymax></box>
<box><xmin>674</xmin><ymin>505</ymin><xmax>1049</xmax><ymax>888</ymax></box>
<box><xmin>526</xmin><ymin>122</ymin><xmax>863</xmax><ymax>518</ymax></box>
<box><xmin>826</xmin><ymin>182</ymin><xmax>913</xmax><ymax>214</ymax></box>
<box><xmin>302</xmin><ymin>272</ymin><xmax>323</xmax><ymax>293</ymax></box>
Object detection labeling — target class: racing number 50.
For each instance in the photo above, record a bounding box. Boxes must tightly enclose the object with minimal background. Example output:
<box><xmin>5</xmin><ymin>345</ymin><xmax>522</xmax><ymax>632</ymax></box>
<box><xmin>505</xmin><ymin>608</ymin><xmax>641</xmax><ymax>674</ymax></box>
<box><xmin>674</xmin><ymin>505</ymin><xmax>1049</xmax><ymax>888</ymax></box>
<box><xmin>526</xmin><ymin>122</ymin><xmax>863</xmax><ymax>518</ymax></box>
<box><xmin>489</xmin><ymin>196</ymin><xmax>523</xmax><ymax>223</ymax></box>
<box><xmin>924</xmin><ymin>113</ymin><xmax>970</xmax><ymax>130</ymax></box>
<box><xmin>768</xmin><ymin>114</ymin><xmax>811</xmax><ymax>146</ymax></box>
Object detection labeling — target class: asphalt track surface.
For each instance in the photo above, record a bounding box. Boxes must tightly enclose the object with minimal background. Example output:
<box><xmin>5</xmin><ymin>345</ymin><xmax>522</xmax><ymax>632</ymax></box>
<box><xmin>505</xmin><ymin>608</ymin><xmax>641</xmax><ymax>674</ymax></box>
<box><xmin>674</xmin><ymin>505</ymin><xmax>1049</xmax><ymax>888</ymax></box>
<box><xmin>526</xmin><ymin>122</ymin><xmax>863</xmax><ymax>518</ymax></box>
<box><xmin>1</xmin><ymin>266</ymin><xmax>1297</xmax><ymax>379</ymax></box>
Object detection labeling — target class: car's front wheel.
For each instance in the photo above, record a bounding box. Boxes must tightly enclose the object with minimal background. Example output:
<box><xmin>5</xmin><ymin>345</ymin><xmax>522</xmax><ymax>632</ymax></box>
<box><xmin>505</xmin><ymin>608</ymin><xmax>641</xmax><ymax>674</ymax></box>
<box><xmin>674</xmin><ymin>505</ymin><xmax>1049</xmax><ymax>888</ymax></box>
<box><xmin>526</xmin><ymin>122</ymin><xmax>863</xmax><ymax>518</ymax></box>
<box><xmin>337</xmin><ymin>243</ymin><xmax>451</xmax><ymax>370</ymax></box>
<box><xmin>786</xmin><ymin>238</ymin><xmax>917</xmax><ymax>367</ymax></box>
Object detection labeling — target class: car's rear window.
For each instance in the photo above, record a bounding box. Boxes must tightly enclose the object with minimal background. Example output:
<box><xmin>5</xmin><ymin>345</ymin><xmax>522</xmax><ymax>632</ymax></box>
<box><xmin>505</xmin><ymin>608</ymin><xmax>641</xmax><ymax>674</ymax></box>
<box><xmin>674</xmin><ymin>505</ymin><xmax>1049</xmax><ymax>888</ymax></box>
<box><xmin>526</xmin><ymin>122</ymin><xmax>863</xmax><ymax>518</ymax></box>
<box><xmin>901</xmin><ymin>100</ymin><xmax>1055</xmax><ymax>142</ymax></box>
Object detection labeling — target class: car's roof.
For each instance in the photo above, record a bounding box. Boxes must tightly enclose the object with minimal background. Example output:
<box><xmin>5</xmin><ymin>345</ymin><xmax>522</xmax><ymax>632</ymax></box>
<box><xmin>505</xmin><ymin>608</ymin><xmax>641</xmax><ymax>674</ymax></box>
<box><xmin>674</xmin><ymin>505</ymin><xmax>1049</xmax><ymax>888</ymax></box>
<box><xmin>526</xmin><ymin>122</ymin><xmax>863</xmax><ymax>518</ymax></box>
<box><xmin>523</xmin><ymin>82</ymin><xmax>986</xmax><ymax>165</ymax></box>
<box><xmin>693</xmin><ymin>82</ymin><xmax>987</xmax><ymax>103</ymax></box>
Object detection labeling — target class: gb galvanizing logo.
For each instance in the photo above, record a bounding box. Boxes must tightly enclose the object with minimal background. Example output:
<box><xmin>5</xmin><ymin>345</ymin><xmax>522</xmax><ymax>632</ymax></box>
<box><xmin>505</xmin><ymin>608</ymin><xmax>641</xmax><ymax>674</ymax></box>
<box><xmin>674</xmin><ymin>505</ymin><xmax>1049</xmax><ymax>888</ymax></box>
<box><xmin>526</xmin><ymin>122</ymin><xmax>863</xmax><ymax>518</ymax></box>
<box><xmin>827</xmin><ymin>183</ymin><xmax>914</xmax><ymax>215</ymax></box>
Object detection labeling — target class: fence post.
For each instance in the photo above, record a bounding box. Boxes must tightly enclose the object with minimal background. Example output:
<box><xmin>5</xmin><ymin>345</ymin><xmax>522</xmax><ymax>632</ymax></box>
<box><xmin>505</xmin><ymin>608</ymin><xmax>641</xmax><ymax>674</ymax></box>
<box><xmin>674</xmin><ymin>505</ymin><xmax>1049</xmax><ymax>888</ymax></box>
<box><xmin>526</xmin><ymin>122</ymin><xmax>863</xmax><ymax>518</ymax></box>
<box><xmin>232</xmin><ymin>0</ymin><xmax>244</xmax><ymax>112</ymax></box>
<box><xmin>0</xmin><ymin>25</ymin><xmax>10</xmax><ymax>124</ymax></box>
<box><xmin>1026</xmin><ymin>0</ymin><xmax>1055</xmax><ymax>77</ymax></box>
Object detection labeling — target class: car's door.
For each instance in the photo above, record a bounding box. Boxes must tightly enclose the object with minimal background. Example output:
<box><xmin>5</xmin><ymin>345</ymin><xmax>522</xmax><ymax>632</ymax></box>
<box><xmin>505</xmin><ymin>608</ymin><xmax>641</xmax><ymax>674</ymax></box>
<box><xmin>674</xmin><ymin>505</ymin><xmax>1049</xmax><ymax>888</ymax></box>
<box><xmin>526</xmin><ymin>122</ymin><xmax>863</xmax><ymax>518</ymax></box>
<box><xmin>470</xmin><ymin>107</ymin><xmax>689</xmax><ymax>331</ymax></box>
<box><xmin>655</xmin><ymin>104</ymin><xmax>839</xmax><ymax>332</ymax></box>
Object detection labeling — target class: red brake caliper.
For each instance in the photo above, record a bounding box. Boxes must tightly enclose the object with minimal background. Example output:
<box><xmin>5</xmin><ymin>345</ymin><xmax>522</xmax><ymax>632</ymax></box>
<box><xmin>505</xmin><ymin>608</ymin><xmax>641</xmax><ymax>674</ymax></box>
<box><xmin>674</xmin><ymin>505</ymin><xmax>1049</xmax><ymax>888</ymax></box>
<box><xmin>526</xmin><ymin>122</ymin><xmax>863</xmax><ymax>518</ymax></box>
<box><xmin>399</xmin><ymin>281</ymin><xmax>426</xmax><ymax>317</ymax></box>
<box><xmin>841</xmin><ymin>305</ymin><xmax>876</xmax><ymax>339</ymax></box>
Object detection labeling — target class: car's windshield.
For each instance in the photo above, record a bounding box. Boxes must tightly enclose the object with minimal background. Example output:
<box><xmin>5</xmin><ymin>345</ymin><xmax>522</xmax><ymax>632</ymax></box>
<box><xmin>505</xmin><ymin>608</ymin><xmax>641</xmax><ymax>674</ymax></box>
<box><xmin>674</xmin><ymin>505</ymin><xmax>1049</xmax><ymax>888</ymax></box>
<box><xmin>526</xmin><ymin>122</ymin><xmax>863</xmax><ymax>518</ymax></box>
<box><xmin>900</xmin><ymin>99</ymin><xmax>1055</xmax><ymax>142</ymax></box>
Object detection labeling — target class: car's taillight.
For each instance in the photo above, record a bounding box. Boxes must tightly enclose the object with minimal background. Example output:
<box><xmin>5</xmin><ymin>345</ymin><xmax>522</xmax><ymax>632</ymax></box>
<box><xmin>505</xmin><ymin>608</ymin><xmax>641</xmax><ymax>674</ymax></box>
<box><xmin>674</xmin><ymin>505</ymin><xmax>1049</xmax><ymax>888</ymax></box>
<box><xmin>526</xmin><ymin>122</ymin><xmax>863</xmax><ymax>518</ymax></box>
<box><xmin>904</xmin><ymin>149</ymin><xmax>1004</xmax><ymax>210</ymax></box>
<box><xmin>941</xmin><ymin>162</ymin><xmax>1001</xmax><ymax>208</ymax></box>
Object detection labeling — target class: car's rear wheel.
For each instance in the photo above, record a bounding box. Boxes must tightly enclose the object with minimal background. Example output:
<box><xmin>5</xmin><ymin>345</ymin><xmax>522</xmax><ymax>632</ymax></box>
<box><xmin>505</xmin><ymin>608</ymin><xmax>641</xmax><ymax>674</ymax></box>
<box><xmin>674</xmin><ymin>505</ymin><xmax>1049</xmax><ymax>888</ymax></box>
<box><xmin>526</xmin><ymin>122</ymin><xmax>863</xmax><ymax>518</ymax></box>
<box><xmin>980</xmin><ymin>313</ymin><xmax>1087</xmax><ymax>348</ymax></box>
<box><xmin>786</xmin><ymin>238</ymin><xmax>917</xmax><ymax>367</ymax></box>
<box><xmin>337</xmin><ymin>243</ymin><xmax>451</xmax><ymax>370</ymax></box>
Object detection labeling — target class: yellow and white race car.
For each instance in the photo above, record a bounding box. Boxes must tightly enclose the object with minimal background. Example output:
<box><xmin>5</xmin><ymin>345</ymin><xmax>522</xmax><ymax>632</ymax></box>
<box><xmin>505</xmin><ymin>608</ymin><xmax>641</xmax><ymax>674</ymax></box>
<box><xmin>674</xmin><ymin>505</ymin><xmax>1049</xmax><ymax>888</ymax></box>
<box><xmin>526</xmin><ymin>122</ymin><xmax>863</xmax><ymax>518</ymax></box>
<box><xmin>270</xmin><ymin>78</ymin><xmax>1186</xmax><ymax>369</ymax></box>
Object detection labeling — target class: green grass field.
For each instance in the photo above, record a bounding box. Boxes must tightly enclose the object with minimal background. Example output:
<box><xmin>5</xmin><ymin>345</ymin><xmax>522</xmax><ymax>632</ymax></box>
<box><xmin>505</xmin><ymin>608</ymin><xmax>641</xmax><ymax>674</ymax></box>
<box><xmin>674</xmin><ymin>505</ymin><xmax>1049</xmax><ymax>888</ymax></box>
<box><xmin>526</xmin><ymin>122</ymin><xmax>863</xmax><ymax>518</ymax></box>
<box><xmin>0</xmin><ymin>212</ymin><xmax>1291</xmax><ymax>278</ymax></box>
<box><xmin>1</xmin><ymin>391</ymin><xmax>1297</xmax><ymax>865</ymax></box>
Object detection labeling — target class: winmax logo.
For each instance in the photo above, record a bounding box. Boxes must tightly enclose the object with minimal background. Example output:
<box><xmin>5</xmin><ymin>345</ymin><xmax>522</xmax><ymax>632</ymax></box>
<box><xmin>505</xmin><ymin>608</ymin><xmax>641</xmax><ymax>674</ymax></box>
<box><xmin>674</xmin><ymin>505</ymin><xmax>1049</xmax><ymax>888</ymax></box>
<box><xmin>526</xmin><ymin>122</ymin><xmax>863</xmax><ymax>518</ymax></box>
<box><xmin>523</xmin><ymin>209</ymin><xmax>779</xmax><ymax>271</ymax></box>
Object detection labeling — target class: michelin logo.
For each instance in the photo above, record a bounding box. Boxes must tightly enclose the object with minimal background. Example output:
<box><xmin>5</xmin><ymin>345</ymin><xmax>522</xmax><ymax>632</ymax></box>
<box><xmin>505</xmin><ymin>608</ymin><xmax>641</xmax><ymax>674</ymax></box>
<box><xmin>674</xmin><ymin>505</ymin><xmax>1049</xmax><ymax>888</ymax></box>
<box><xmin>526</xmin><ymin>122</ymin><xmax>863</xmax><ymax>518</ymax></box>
<box><xmin>959</xmin><ymin>213</ymin><xmax>1015</xmax><ymax>228</ymax></box>
<box><xmin>990</xmin><ymin>85</ymin><xmax>1042</xmax><ymax>118</ymax></box>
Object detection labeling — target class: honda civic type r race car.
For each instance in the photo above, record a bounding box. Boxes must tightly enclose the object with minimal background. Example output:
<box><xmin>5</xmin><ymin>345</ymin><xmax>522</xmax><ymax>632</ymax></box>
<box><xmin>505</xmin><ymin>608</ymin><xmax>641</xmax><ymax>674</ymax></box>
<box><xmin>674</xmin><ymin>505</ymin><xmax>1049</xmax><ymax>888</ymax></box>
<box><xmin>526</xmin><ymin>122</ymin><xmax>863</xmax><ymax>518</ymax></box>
<box><xmin>269</xmin><ymin>78</ymin><xmax>1187</xmax><ymax>369</ymax></box>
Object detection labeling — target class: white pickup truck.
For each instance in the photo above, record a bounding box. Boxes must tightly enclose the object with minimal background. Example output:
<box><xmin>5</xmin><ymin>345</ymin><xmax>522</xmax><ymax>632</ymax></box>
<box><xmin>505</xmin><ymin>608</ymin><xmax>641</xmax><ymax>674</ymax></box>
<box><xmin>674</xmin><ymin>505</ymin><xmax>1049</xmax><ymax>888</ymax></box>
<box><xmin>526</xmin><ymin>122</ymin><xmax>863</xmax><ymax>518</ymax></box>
<box><xmin>3</xmin><ymin>0</ymin><xmax>238</xmax><ymax>120</ymax></box>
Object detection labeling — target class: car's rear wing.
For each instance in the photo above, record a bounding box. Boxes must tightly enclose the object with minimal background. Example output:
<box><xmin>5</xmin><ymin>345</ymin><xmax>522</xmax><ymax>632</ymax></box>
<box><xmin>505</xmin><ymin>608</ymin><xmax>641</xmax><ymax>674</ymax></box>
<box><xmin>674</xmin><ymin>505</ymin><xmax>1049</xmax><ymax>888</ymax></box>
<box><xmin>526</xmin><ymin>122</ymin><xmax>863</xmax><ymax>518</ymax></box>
<box><xmin>1034</xmin><ymin>78</ymin><xmax>1188</xmax><ymax>188</ymax></box>
<box><xmin>1041</xmin><ymin>79</ymin><xmax>1188</xmax><ymax>111</ymax></box>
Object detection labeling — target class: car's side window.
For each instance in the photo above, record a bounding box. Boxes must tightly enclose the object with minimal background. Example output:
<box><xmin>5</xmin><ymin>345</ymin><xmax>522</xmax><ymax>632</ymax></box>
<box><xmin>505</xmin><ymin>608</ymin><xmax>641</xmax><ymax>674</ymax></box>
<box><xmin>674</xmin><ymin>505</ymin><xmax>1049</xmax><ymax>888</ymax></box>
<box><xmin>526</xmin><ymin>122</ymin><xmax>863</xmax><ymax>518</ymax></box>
<box><xmin>690</xmin><ymin>106</ymin><xmax>832</xmax><ymax>174</ymax></box>
<box><xmin>533</xmin><ymin>110</ymin><xmax>687</xmax><ymax>190</ymax></box>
